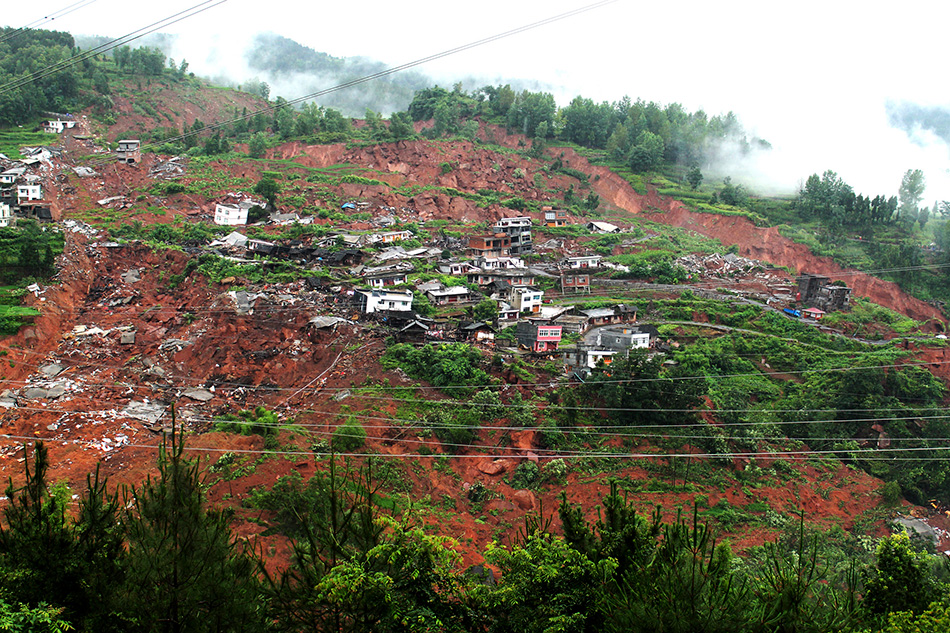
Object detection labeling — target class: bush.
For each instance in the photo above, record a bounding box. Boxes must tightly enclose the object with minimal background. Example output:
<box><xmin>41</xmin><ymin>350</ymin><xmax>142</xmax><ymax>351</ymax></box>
<box><xmin>331</xmin><ymin>418</ymin><xmax>366</xmax><ymax>452</ymax></box>
<box><xmin>542</xmin><ymin>458</ymin><xmax>567</xmax><ymax>484</ymax></box>
<box><xmin>510</xmin><ymin>461</ymin><xmax>539</xmax><ymax>489</ymax></box>
<box><xmin>882</xmin><ymin>480</ymin><xmax>902</xmax><ymax>505</ymax></box>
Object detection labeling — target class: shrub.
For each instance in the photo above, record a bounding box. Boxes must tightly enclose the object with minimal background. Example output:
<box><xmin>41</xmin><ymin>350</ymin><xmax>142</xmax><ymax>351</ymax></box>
<box><xmin>510</xmin><ymin>461</ymin><xmax>539</xmax><ymax>489</ymax></box>
<box><xmin>331</xmin><ymin>418</ymin><xmax>366</xmax><ymax>452</ymax></box>
<box><xmin>542</xmin><ymin>458</ymin><xmax>567</xmax><ymax>484</ymax></box>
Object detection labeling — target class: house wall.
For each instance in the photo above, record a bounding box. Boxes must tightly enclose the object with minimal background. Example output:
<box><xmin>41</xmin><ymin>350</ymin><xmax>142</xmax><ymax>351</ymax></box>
<box><xmin>16</xmin><ymin>185</ymin><xmax>42</xmax><ymax>201</ymax></box>
<box><xmin>214</xmin><ymin>204</ymin><xmax>248</xmax><ymax>226</ymax></box>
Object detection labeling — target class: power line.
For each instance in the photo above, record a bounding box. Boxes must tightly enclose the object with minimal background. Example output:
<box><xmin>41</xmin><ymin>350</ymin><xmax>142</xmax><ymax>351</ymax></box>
<box><xmin>0</xmin><ymin>0</ymin><xmax>228</xmax><ymax>97</ymax></box>
<box><xmin>0</xmin><ymin>0</ymin><xmax>99</xmax><ymax>46</ymax></box>
<box><xmin>1</xmin><ymin>430</ymin><xmax>949</xmax><ymax>463</ymax></box>
<box><xmin>1</xmin><ymin>332</ymin><xmax>944</xmax><ymax>399</ymax></box>
<box><xmin>80</xmin><ymin>0</ymin><xmax>621</xmax><ymax>163</ymax></box>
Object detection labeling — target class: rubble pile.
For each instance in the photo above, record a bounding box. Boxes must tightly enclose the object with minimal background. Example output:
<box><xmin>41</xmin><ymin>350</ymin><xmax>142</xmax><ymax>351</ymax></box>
<box><xmin>676</xmin><ymin>252</ymin><xmax>797</xmax><ymax>304</ymax></box>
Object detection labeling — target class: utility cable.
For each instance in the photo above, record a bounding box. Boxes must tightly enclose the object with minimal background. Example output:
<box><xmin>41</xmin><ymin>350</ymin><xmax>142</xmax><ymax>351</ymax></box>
<box><xmin>0</xmin><ymin>0</ymin><xmax>227</xmax><ymax>97</ymax></box>
<box><xmin>79</xmin><ymin>0</ymin><xmax>621</xmax><ymax>163</ymax></box>
<box><xmin>0</xmin><ymin>0</ymin><xmax>99</xmax><ymax>46</ymax></box>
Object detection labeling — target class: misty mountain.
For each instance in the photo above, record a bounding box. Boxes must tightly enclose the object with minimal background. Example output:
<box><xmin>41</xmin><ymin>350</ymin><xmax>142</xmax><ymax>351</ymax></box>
<box><xmin>243</xmin><ymin>32</ymin><xmax>432</xmax><ymax>116</ymax></box>
<box><xmin>886</xmin><ymin>101</ymin><xmax>950</xmax><ymax>148</ymax></box>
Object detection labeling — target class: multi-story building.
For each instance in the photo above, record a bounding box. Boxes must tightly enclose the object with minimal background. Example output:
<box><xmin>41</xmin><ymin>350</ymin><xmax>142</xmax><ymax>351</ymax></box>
<box><xmin>516</xmin><ymin>320</ymin><xmax>562</xmax><ymax>353</ymax></box>
<box><xmin>493</xmin><ymin>216</ymin><xmax>532</xmax><ymax>255</ymax></box>
<box><xmin>467</xmin><ymin>233</ymin><xmax>511</xmax><ymax>258</ymax></box>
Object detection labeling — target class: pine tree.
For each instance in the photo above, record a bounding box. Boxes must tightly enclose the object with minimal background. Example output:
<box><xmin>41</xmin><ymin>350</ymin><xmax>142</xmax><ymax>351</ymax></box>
<box><xmin>121</xmin><ymin>418</ymin><xmax>266</xmax><ymax>633</ymax></box>
<box><xmin>0</xmin><ymin>443</ymin><xmax>124</xmax><ymax>631</ymax></box>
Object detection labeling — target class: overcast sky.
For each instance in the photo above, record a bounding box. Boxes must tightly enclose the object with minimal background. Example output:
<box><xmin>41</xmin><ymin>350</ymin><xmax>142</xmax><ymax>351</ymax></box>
<box><xmin>5</xmin><ymin>0</ymin><xmax>950</xmax><ymax>200</ymax></box>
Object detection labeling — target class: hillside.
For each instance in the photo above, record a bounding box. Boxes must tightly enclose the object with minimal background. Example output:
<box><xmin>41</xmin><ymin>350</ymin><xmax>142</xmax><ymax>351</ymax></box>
<box><xmin>3</xmin><ymin>91</ymin><xmax>949</xmax><ymax>551</ymax></box>
<box><xmin>2</xmin><ymin>60</ymin><xmax>950</xmax><ymax>629</ymax></box>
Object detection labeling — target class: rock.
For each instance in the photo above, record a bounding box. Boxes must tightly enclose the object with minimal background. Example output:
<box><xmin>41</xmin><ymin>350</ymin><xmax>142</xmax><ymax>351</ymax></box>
<box><xmin>477</xmin><ymin>459</ymin><xmax>513</xmax><ymax>476</ymax></box>
<box><xmin>0</xmin><ymin>390</ymin><xmax>17</xmax><ymax>408</ymax></box>
<box><xmin>120</xmin><ymin>332</ymin><xmax>135</xmax><ymax>345</ymax></box>
<box><xmin>510</xmin><ymin>430</ymin><xmax>536</xmax><ymax>451</ymax></box>
<box><xmin>121</xmin><ymin>269</ymin><xmax>140</xmax><ymax>283</ymax></box>
<box><xmin>23</xmin><ymin>388</ymin><xmax>48</xmax><ymax>399</ymax></box>
<box><xmin>512</xmin><ymin>490</ymin><xmax>536</xmax><ymax>512</ymax></box>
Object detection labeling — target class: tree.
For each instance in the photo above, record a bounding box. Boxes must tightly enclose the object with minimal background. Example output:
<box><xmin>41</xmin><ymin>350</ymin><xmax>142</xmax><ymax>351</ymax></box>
<box><xmin>863</xmin><ymin>532</ymin><xmax>939</xmax><ymax>616</ymax></box>
<box><xmin>121</xmin><ymin>425</ymin><xmax>266</xmax><ymax>633</ymax></box>
<box><xmin>686</xmin><ymin>165</ymin><xmax>703</xmax><ymax>190</ymax></box>
<box><xmin>585</xmin><ymin>192</ymin><xmax>600</xmax><ymax>212</ymax></box>
<box><xmin>0</xmin><ymin>442</ymin><xmax>124</xmax><ymax>631</ymax></box>
<box><xmin>719</xmin><ymin>177</ymin><xmax>747</xmax><ymax>207</ymax></box>
<box><xmin>331</xmin><ymin>418</ymin><xmax>366</xmax><ymax>452</ymax></box>
<box><xmin>482</xmin><ymin>529</ymin><xmax>614</xmax><ymax>633</ymax></box>
<box><xmin>628</xmin><ymin>146</ymin><xmax>655</xmax><ymax>173</ymax></box>
<box><xmin>254</xmin><ymin>177</ymin><xmax>280</xmax><ymax>209</ymax></box>
<box><xmin>247</xmin><ymin>132</ymin><xmax>267</xmax><ymax>159</ymax></box>
<box><xmin>899</xmin><ymin>169</ymin><xmax>925</xmax><ymax>229</ymax></box>
<box><xmin>472</xmin><ymin>298</ymin><xmax>497</xmax><ymax>322</ymax></box>
<box><xmin>582</xmin><ymin>349</ymin><xmax>704</xmax><ymax>427</ymax></box>
<box><xmin>0</xmin><ymin>599</ymin><xmax>71</xmax><ymax>633</ymax></box>
<box><xmin>388</xmin><ymin>111</ymin><xmax>414</xmax><ymax>139</ymax></box>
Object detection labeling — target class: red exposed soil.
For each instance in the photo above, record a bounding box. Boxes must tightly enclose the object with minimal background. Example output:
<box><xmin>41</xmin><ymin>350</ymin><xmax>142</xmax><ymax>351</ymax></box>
<box><xmin>107</xmin><ymin>80</ymin><xmax>267</xmax><ymax>141</ymax></box>
<box><xmin>551</xmin><ymin>146</ymin><xmax>946</xmax><ymax>330</ymax></box>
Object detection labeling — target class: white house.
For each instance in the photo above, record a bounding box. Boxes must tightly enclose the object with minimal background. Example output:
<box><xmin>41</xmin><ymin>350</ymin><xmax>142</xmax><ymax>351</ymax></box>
<box><xmin>0</xmin><ymin>203</ymin><xmax>12</xmax><ymax>227</ymax></box>
<box><xmin>116</xmin><ymin>139</ymin><xmax>141</xmax><ymax>164</ymax></box>
<box><xmin>0</xmin><ymin>167</ymin><xmax>26</xmax><ymax>185</ymax></box>
<box><xmin>42</xmin><ymin>120</ymin><xmax>77</xmax><ymax>134</ymax></box>
<box><xmin>357</xmin><ymin>289</ymin><xmax>414</xmax><ymax>313</ymax></box>
<box><xmin>510</xmin><ymin>286</ymin><xmax>544</xmax><ymax>314</ymax></box>
<box><xmin>425</xmin><ymin>285</ymin><xmax>472</xmax><ymax>306</ymax></box>
<box><xmin>365</xmin><ymin>230</ymin><xmax>412</xmax><ymax>245</ymax></box>
<box><xmin>16</xmin><ymin>184</ymin><xmax>42</xmax><ymax>202</ymax></box>
<box><xmin>587</xmin><ymin>221</ymin><xmax>620</xmax><ymax>233</ymax></box>
<box><xmin>214</xmin><ymin>203</ymin><xmax>248</xmax><ymax>226</ymax></box>
<box><xmin>565</xmin><ymin>255</ymin><xmax>603</xmax><ymax>269</ymax></box>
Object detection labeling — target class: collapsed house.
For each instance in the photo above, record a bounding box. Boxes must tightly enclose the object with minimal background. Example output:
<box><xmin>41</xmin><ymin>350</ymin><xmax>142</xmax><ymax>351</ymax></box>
<box><xmin>797</xmin><ymin>273</ymin><xmax>852</xmax><ymax>312</ymax></box>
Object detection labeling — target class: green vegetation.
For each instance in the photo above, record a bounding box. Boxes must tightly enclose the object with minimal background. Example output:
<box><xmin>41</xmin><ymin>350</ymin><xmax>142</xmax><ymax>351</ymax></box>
<box><xmin>380</xmin><ymin>343</ymin><xmax>493</xmax><ymax>393</ymax></box>
<box><xmin>9</xmin><ymin>433</ymin><xmax>950</xmax><ymax>633</ymax></box>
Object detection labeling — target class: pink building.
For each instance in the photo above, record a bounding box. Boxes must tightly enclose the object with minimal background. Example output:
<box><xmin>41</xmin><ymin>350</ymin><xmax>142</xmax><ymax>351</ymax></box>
<box><xmin>516</xmin><ymin>321</ymin><xmax>562</xmax><ymax>353</ymax></box>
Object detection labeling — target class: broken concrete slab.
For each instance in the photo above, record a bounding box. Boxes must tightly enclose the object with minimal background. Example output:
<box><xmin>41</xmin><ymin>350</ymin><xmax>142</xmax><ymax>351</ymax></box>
<box><xmin>39</xmin><ymin>363</ymin><xmax>65</xmax><ymax>378</ymax></box>
<box><xmin>22</xmin><ymin>388</ymin><xmax>48</xmax><ymax>399</ymax></box>
<box><xmin>73</xmin><ymin>166</ymin><xmax>97</xmax><ymax>177</ymax></box>
<box><xmin>121</xmin><ymin>269</ymin><xmax>141</xmax><ymax>284</ymax></box>
<box><xmin>158</xmin><ymin>339</ymin><xmax>191</xmax><ymax>352</ymax></box>
<box><xmin>145</xmin><ymin>366</ymin><xmax>166</xmax><ymax>378</ymax></box>
<box><xmin>183</xmin><ymin>388</ymin><xmax>214</xmax><ymax>402</ymax></box>
<box><xmin>46</xmin><ymin>383</ymin><xmax>66</xmax><ymax>399</ymax></box>
<box><xmin>121</xmin><ymin>401</ymin><xmax>167</xmax><ymax>425</ymax></box>
<box><xmin>0</xmin><ymin>390</ymin><xmax>17</xmax><ymax>408</ymax></box>
<box><xmin>893</xmin><ymin>516</ymin><xmax>938</xmax><ymax>543</ymax></box>
<box><xmin>120</xmin><ymin>332</ymin><xmax>136</xmax><ymax>345</ymax></box>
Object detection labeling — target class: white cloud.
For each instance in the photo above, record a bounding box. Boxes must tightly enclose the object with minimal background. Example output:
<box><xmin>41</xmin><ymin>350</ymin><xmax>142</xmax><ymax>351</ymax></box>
<box><xmin>5</xmin><ymin>0</ymin><xmax>950</xmax><ymax>199</ymax></box>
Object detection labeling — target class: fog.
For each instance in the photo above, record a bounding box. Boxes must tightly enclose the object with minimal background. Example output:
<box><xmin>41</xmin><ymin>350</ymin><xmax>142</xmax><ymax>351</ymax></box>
<box><xmin>5</xmin><ymin>0</ymin><xmax>950</xmax><ymax>200</ymax></box>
